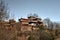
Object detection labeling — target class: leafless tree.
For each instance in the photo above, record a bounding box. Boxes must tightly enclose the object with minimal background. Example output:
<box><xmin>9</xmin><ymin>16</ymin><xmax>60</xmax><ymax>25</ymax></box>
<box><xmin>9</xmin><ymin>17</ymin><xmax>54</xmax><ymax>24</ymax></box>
<box><xmin>43</xmin><ymin>18</ymin><xmax>50</xmax><ymax>28</ymax></box>
<box><xmin>0</xmin><ymin>0</ymin><xmax>9</xmax><ymax>20</ymax></box>
<box><xmin>43</xmin><ymin>18</ymin><xmax>54</xmax><ymax>30</ymax></box>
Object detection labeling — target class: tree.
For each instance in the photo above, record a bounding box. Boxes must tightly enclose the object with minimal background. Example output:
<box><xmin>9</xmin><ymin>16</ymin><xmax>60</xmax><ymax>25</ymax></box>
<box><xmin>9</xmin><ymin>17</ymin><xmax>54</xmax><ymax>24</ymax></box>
<box><xmin>38</xmin><ymin>23</ymin><xmax>56</xmax><ymax>40</ymax></box>
<box><xmin>40</xmin><ymin>31</ymin><xmax>56</xmax><ymax>40</ymax></box>
<box><xmin>28</xmin><ymin>13</ymin><xmax>38</xmax><ymax>18</ymax></box>
<box><xmin>55</xmin><ymin>29</ymin><xmax>60</xmax><ymax>37</ymax></box>
<box><xmin>28</xmin><ymin>35</ymin><xmax>36</xmax><ymax>40</ymax></box>
<box><xmin>43</xmin><ymin>18</ymin><xmax>50</xmax><ymax>28</ymax></box>
<box><xmin>0</xmin><ymin>0</ymin><xmax>9</xmax><ymax>20</ymax></box>
<box><xmin>43</xmin><ymin>18</ymin><xmax>54</xmax><ymax>30</ymax></box>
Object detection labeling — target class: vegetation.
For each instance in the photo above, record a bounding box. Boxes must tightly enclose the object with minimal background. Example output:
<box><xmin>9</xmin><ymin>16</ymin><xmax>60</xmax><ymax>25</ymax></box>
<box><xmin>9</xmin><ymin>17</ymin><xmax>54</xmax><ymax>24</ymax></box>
<box><xmin>40</xmin><ymin>31</ymin><xmax>56</xmax><ymax>40</ymax></box>
<box><xmin>28</xmin><ymin>24</ymin><xmax>57</xmax><ymax>40</ymax></box>
<box><xmin>0</xmin><ymin>0</ymin><xmax>60</xmax><ymax>40</ymax></box>
<box><xmin>0</xmin><ymin>0</ymin><xmax>9</xmax><ymax>20</ymax></box>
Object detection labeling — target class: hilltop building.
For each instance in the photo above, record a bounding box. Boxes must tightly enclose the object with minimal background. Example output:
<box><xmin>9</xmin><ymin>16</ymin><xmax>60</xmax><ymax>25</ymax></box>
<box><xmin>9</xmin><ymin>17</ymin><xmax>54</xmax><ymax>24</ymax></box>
<box><xmin>0</xmin><ymin>16</ymin><xmax>44</xmax><ymax>40</ymax></box>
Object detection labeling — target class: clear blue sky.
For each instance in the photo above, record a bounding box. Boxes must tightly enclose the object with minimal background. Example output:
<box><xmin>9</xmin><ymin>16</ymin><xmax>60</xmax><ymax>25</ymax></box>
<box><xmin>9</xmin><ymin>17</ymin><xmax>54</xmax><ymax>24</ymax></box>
<box><xmin>5</xmin><ymin>0</ymin><xmax>60</xmax><ymax>22</ymax></box>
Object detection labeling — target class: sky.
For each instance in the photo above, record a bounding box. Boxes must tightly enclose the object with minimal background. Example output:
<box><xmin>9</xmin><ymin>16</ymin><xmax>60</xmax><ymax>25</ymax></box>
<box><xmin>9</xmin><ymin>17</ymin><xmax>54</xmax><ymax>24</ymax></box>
<box><xmin>5</xmin><ymin>0</ymin><xmax>60</xmax><ymax>22</ymax></box>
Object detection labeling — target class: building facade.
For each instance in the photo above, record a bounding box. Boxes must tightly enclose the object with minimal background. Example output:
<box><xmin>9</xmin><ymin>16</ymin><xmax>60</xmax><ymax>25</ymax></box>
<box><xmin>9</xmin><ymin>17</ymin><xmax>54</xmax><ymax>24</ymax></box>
<box><xmin>0</xmin><ymin>16</ymin><xmax>44</xmax><ymax>40</ymax></box>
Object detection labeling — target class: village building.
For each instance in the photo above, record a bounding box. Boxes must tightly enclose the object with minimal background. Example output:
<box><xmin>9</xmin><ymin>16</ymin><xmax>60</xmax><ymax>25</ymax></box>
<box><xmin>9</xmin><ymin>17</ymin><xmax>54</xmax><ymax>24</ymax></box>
<box><xmin>0</xmin><ymin>16</ymin><xmax>44</xmax><ymax>40</ymax></box>
<box><xmin>17</xmin><ymin>16</ymin><xmax>44</xmax><ymax>40</ymax></box>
